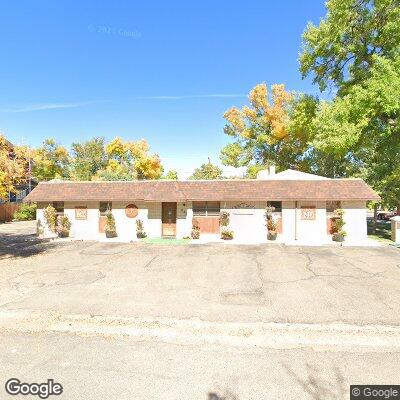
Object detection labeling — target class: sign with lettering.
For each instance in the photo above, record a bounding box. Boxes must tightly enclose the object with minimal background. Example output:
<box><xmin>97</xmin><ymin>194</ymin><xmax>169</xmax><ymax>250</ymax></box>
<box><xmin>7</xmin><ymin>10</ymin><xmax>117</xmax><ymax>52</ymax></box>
<box><xmin>75</xmin><ymin>207</ymin><xmax>87</xmax><ymax>220</ymax></box>
<box><xmin>301</xmin><ymin>206</ymin><xmax>316</xmax><ymax>220</ymax></box>
<box><xmin>125</xmin><ymin>204</ymin><xmax>138</xmax><ymax>218</ymax></box>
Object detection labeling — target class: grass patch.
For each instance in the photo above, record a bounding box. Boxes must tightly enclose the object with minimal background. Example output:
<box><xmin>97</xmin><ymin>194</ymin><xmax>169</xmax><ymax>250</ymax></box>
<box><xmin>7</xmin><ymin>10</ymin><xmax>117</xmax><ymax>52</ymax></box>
<box><xmin>141</xmin><ymin>237</ymin><xmax>191</xmax><ymax>245</ymax></box>
<box><xmin>367</xmin><ymin>220</ymin><xmax>393</xmax><ymax>244</ymax></box>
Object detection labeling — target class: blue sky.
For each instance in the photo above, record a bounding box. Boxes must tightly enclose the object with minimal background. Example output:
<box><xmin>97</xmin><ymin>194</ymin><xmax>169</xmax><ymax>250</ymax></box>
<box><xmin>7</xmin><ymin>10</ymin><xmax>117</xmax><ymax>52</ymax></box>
<box><xmin>0</xmin><ymin>0</ymin><xmax>326</xmax><ymax>177</ymax></box>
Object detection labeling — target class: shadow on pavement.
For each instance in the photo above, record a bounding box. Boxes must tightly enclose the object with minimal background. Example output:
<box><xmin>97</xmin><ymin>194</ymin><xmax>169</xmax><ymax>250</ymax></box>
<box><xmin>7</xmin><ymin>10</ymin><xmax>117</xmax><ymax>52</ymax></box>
<box><xmin>0</xmin><ymin>232</ymin><xmax>59</xmax><ymax>259</ymax></box>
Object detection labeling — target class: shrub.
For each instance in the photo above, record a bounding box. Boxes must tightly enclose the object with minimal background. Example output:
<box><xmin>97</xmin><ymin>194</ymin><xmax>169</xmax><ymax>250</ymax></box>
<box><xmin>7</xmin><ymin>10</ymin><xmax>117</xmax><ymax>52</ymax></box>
<box><xmin>13</xmin><ymin>203</ymin><xmax>37</xmax><ymax>221</ymax></box>
<box><xmin>43</xmin><ymin>205</ymin><xmax>57</xmax><ymax>233</ymax></box>
<box><xmin>191</xmin><ymin>225</ymin><xmax>200</xmax><ymax>239</ymax></box>
<box><xmin>221</xmin><ymin>228</ymin><xmax>234</xmax><ymax>240</ymax></box>
<box><xmin>332</xmin><ymin>208</ymin><xmax>346</xmax><ymax>241</ymax></box>
<box><xmin>136</xmin><ymin>219</ymin><xmax>147</xmax><ymax>238</ymax></box>
<box><xmin>219</xmin><ymin>211</ymin><xmax>230</xmax><ymax>227</ymax></box>
<box><xmin>266</xmin><ymin>216</ymin><xmax>277</xmax><ymax>232</ymax></box>
<box><xmin>56</xmin><ymin>215</ymin><xmax>71</xmax><ymax>238</ymax></box>
<box><xmin>105</xmin><ymin>210</ymin><xmax>117</xmax><ymax>238</ymax></box>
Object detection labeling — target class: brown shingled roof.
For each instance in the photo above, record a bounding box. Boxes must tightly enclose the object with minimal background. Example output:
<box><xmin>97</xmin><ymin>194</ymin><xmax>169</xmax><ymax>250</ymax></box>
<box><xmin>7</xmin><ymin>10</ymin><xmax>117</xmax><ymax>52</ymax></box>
<box><xmin>24</xmin><ymin>179</ymin><xmax>380</xmax><ymax>202</ymax></box>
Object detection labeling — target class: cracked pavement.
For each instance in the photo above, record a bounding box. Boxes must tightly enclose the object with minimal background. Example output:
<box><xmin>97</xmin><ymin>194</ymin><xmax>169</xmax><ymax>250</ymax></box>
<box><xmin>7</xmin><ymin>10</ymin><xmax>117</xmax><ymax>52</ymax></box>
<box><xmin>0</xmin><ymin>221</ymin><xmax>399</xmax><ymax>326</ymax></box>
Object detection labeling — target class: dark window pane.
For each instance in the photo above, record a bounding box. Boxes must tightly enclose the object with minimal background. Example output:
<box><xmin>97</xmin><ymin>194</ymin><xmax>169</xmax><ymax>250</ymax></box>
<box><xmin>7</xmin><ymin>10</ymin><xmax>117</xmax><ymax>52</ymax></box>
<box><xmin>206</xmin><ymin>201</ymin><xmax>220</xmax><ymax>216</ymax></box>
<box><xmin>99</xmin><ymin>202</ymin><xmax>112</xmax><ymax>215</ymax></box>
<box><xmin>267</xmin><ymin>201</ymin><xmax>282</xmax><ymax>213</ymax></box>
<box><xmin>53</xmin><ymin>201</ymin><xmax>64</xmax><ymax>213</ymax></box>
<box><xmin>193</xmin><ymin>201</ymin><xmax>207</xmax><ymax>216</ymax></box>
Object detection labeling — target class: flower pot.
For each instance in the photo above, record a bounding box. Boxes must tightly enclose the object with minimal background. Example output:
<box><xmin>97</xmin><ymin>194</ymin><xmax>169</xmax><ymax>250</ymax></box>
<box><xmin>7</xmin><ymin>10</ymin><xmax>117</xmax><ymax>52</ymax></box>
<box><xmin>137</xmin><ymin>233</ymin><xmax>147</xmax><ymax>239</ymax></box>
<box><xmin>332</xmin><ymin>233</ymin><xmax>345</xmax><ymax>242</ymax></box>
<box><xmin>221</xmin><ymin>236</ymin><xmax>233</xmax><ymax>240</ymax></box>
<box><xmin>106</xmin><ymin>231</ymin><xmax>117</xmax><ymax>238</ymax></box>
<box><xmin>267</xmin><ymin>231</ymin><xmax>277</xmax><ymax>241</ymax></box>
<box><xmin>58</xmin><ymin>231</ymin><xmax>69</xmax><ymax>238</ymax></box>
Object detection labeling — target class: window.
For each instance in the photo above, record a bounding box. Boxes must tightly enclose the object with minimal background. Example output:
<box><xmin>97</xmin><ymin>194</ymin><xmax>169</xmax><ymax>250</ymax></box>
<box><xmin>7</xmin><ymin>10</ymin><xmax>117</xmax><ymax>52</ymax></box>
<box><xmin>53</xmin><ymin>201</ymin><xmax>64</xmax><ymax>214</ymax></box>
<box><xmin>99</xmin><ymin>202</ymin><xmax>112</xmax><ymax>216</ymax></box>
<box><xmin>326</xmin><ymin>201</ymin><xmax>341</xmax><ymax>213</ymax></box>
<box><xmin>193</xmin><ymin>201</ymin><xmax>220</xmax><ymax>216</ymax></box>
<box><xmin>267</xmin><ymin>201</ymin><xmax>282</xmax><ymax>213</ymax></box>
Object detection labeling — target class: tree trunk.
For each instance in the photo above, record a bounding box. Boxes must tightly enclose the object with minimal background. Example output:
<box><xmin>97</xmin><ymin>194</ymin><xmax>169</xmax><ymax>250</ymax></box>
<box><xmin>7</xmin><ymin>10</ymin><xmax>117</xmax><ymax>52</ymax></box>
<box><xmin>397</xmin><ymin>203</ymin><xmax>400</xmax><ymax>216</ymax></box>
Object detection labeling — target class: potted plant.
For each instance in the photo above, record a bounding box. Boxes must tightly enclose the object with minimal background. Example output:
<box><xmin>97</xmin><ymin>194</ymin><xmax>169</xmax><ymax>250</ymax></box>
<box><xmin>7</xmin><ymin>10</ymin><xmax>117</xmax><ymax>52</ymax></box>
<box><xmin>219</xmin><ymin>211</ymin><xmax>234</xmax><ymax>240</ymax></box>
<box><xmin>105</xmin><ymin>210</ymin><xmax>117</xmax><ymax>238</ymax></box>
<box><xmin>220</xmin><ymin>229</ymin><xmax>234</xmax><ymax>240</ymax></box>
<box><xmin>264</xmin><ymin>207</ymin><xmax>277</xmax><ymax>240</ymax></box>
<box><xmin>191</xmin><ymin>224</ymin><xmax>200</xmax><ymax>239</ymax></box>
<box><xmin>267</xmin><ymin>217</ymin><xmax>278</xmax><ymax>241</ymax></box>
<box><xmin>43</xmin><ymin>204</ymin><xmax>57</xmax><ymax>233</ymax></box>
<box><xmin>136</xmin><ymin>219</ymin><xmax>147</xmax><ymax>238</ymax></box>
<box><xmin>56</xmin><ymin>215</ymin><xmax>71</xmax><ymax>238</ymax></box>
<box><xmin>331</xmin><ymin>208</ymin><xmax>346</xmax><ymax>242</ymax></box>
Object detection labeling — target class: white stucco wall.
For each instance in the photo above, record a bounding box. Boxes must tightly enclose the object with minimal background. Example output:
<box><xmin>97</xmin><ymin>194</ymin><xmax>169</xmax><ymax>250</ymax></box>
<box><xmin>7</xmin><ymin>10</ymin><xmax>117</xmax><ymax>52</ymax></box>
<box><xmin>342</xmin><ymin>201</ymin><xmax>367</xmax><ymax>242</ymax></box>
<box><xmin>221</xmin><ymin>201</ymin><xmax>268</xmax><ymax>241</ymax></box>
<box><xmin>35</xmin><ymin>199</ymin><xmax>368</xmax><ymax>244</ymax></box>
<box><xmin>295</xmin><ymin>201</ymin><xmax>330</xmax><ymax>243</ymax></box>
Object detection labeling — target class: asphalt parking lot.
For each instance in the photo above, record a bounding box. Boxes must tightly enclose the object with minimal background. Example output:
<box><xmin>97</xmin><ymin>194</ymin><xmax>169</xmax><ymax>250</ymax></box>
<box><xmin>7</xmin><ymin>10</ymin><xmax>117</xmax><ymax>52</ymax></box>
<box><xmin>0</xmin><ymin>221</ymin><xmax>400</xmax><ymax>326</ymax></box>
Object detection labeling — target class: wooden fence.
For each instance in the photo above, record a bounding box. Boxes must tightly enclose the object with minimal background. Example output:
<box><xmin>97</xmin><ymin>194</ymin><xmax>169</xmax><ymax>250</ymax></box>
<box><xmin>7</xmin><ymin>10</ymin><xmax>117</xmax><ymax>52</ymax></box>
<box><xmin>0</xmin><ymin>203</ymin><xmax>20</xmax><ymax>223</ymax></box>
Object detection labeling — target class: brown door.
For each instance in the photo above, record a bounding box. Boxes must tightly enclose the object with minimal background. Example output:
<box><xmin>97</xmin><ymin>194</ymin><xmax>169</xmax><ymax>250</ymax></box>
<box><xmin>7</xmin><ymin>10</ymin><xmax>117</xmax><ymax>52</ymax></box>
<box><xmin>162</xmin><ymin>202</ymin><xmax>177</xmax><ymax>237</ymax></box>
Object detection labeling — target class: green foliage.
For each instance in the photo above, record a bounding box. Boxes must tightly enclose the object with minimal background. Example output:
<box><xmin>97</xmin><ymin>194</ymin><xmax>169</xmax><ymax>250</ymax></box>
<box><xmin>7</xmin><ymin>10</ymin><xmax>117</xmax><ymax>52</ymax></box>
<box><xmin>190</xmin><ymin>162</ymin><xmax>223</xmax><ymax>180</ymax></box>
<box><xmin>32</xmin><ymin>139</ymin><xmax>69</xmax><ymax>181</ymax></box>
<box><xmin>164</xmin><ymin>170</ymin><xmax>178</xmax><ymax>180</ymax></box>
<box><xmin>136</xmin><ymin>219</ymin><xmax>147</xmax><ymax>238</ymax></box>
<box><xmin>13</xmin><ymin>203</ymin><xmax>37</xmax><ymax>221</ymax></box>
<box><xmin>70</xmin><ymin>137</ymin><xmax>107</xmax><ymax>180</ymax></box>
<box><xmin>300</xmin><ymin>0</ymin><xmax>400</xmax><ymax>93</ymax></box>
<box><xmin>219</xmin><ymin>211</ymin><xmax>230</xmax><ymax>227</ymax></box>
<box><xmin>56</xmin><ymin>215</ymin><xmax>71</xmax><ymax>237</ymax></box>
<box><xmin>43</xmin><ymin>205</ymin><xmax>57</xmax><ymax>232</ymax></box>
<box><xmin>105</xmin><ymin>211</ymin><xmax>117</xmax><ymax>236</ymax></box>
<box><xmin>220</xmin><ymin>228</ymin><xmax>234</xmax><ymax>240</ymax></box>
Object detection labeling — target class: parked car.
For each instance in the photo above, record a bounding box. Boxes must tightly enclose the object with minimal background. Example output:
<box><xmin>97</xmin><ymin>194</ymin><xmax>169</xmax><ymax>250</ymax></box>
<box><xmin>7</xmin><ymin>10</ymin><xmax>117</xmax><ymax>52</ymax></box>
<box><xmin>377</xmin><ymin>211</ymin><xmax>396</xmax><ymax>221</ymax></box>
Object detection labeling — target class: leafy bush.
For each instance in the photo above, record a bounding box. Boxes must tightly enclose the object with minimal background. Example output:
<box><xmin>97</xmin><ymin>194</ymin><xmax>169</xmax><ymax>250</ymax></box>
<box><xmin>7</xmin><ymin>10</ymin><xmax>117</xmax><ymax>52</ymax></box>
<box><xmin>136</xmin><ymin>219</ymin><xmax>147</xmax><ymax>238</ymax></box>
<box><xmin>332</xmin><ymin>208</ymin><xmax>346</xmax><ymax>241</ymax></box>
<box><xmin>13</xmin><ymin>203</ymin><xmax>37</xmax><ymax>221</ymax></box>
<box><xmin>221</xmin><ymin>228</ymin><xmax>234</xmax><ymax>240</ymax></box>
<box><xmin>56</xmin><ymin>215</ymin><xmax>71</xmax><ymax>237</ymax></box>
<box><xmin>266</xmin><ymin>216</ymin><xmax>277</xmax><ymax>232</ymax></box>
<box><xmin>219</xmin><ymin>211</ymin><xmax>230</xmax><ymax>227</ymax></box>
<box><xmin>105</xmin><ymin>210</ymin><xmax>117</xmax><ymax>237</ymax></box>
<box><xmin>43</xmin><ymin>205</ymin><xmax>57</xmax><ymax>232</ymax></box>
<box><xmin>191</xmin><ymin>225</ymin><xmax>200</xmax><ymax>239</ymax></box>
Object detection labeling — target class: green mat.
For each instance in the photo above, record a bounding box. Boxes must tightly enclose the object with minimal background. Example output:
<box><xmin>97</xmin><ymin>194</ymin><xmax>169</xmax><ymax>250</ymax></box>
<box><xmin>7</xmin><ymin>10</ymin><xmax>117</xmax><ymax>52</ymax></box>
<box><xmin>141</xmin><ymin>237</ymin><xmax>191</xmax><ymax>245</ymax></box>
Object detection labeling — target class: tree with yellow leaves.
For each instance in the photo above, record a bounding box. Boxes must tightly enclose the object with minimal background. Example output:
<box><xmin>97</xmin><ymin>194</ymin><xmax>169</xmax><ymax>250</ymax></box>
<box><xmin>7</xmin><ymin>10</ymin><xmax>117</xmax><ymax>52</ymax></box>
<box><xmin>0</xmin><ymin>135</ymin><xmax>32</xmax><ymax>200</ymax></box>
<box><xmin>220</xmin><ymin>83</ymin><xmax>314</xmax><ymax>176</ymax></box>
<box><xmin>94</xmin><ymin>137</ymin><xmax>163</xmax><ymax>180</ymax></box>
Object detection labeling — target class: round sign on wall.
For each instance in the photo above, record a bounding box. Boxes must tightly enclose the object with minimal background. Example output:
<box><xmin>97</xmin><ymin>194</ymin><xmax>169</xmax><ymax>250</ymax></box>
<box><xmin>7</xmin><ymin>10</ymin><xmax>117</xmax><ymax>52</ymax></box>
<box><xmin>125</xmin><ymin>204</ymin><xmax>138</xmax><ymax>218</ymax></box>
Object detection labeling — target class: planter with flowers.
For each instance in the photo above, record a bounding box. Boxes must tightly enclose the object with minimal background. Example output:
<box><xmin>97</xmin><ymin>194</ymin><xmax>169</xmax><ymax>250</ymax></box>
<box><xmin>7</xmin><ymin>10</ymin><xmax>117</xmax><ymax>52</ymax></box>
<box><xmin>191</xmin><ymin>224</ymin><xmax>200</xmax><ymax>239</ymax></box>
<box><xmin>105</xmin><ymin>210</ymin><xmax>117</xmax><ymax>238</ymax></box>
<box><xmin>331</xmin><ymin>208</ymin><xmax>346</xmax><ymax>242</ymax></box>
<box><xmin>265</xmin><ymin>206</ymin><xmax>277</xmax><ymax>241</ymax></box>
<box><xmin>56</xmin><ymin>215</ymin><xmax>71</xmax><ymax>238</ymax></box>
<box><xmin>136</xmin><ymin>219</ymin><xmax>147</xmax><ymax>239</ymax></box>
<box><xmin>219</xmin><ymin>211</ymin><xmax>234</xmax><ymax>240</ymax></box>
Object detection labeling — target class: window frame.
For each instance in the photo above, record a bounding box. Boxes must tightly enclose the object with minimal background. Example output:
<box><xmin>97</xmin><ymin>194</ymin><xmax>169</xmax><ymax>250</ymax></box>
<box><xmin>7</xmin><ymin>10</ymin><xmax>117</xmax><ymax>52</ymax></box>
<box><xmin>192</xmin><ymin>201</ymin><xmax>220</xmax><ymax>217</ymax></box>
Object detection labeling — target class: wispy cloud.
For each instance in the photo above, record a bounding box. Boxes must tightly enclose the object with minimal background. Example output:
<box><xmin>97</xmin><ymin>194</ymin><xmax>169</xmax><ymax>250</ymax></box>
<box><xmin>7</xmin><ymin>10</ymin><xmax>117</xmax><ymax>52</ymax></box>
<box><xmin>139</xmin><ymin>94</ymin><xmax>246</xmax><ymax>100</ymax></box>
<box><xmin>0</xmin><ymin>100</ymin><xmax>104</xmax><ymax>113</ymax></box>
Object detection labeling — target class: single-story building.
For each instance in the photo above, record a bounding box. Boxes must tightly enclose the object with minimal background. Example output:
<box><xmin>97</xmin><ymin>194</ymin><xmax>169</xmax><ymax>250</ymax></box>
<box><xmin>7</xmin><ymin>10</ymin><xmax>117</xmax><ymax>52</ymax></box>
<box><xmin>24</xmin><ymin>167</ymin><xmax>380</xmax><ymax>245</ymax></box>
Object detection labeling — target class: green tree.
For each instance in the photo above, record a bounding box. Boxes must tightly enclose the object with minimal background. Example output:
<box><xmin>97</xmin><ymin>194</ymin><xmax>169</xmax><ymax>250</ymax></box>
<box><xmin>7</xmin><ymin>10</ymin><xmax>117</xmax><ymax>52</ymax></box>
<box><xmin>190</xmin><ymin>162</ymin><xmax>223</xmax><ymax>180</ymax></box>
<box><xmin>32</xmin><ymin>138</ymin><xmax>69</xmax><ymax>181</ymax></box>
<box><xmin>70</xmin><ymin>137</ymin><xmax>107</xmax><ymax>180</ymax></box>
<box><xmin>164</xmin><ymin>170</ymin><xmax>178</xmax><ymax>180</ymax></box>
<box><xmin>300</xmin><ymin>0</ymin><xmax>400</xmax><ymax>93</ymax></box>
<box><xmin>311</xmin><ymin>55</ymin><xmax>400</xmax><ymax>208</ymax></box>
